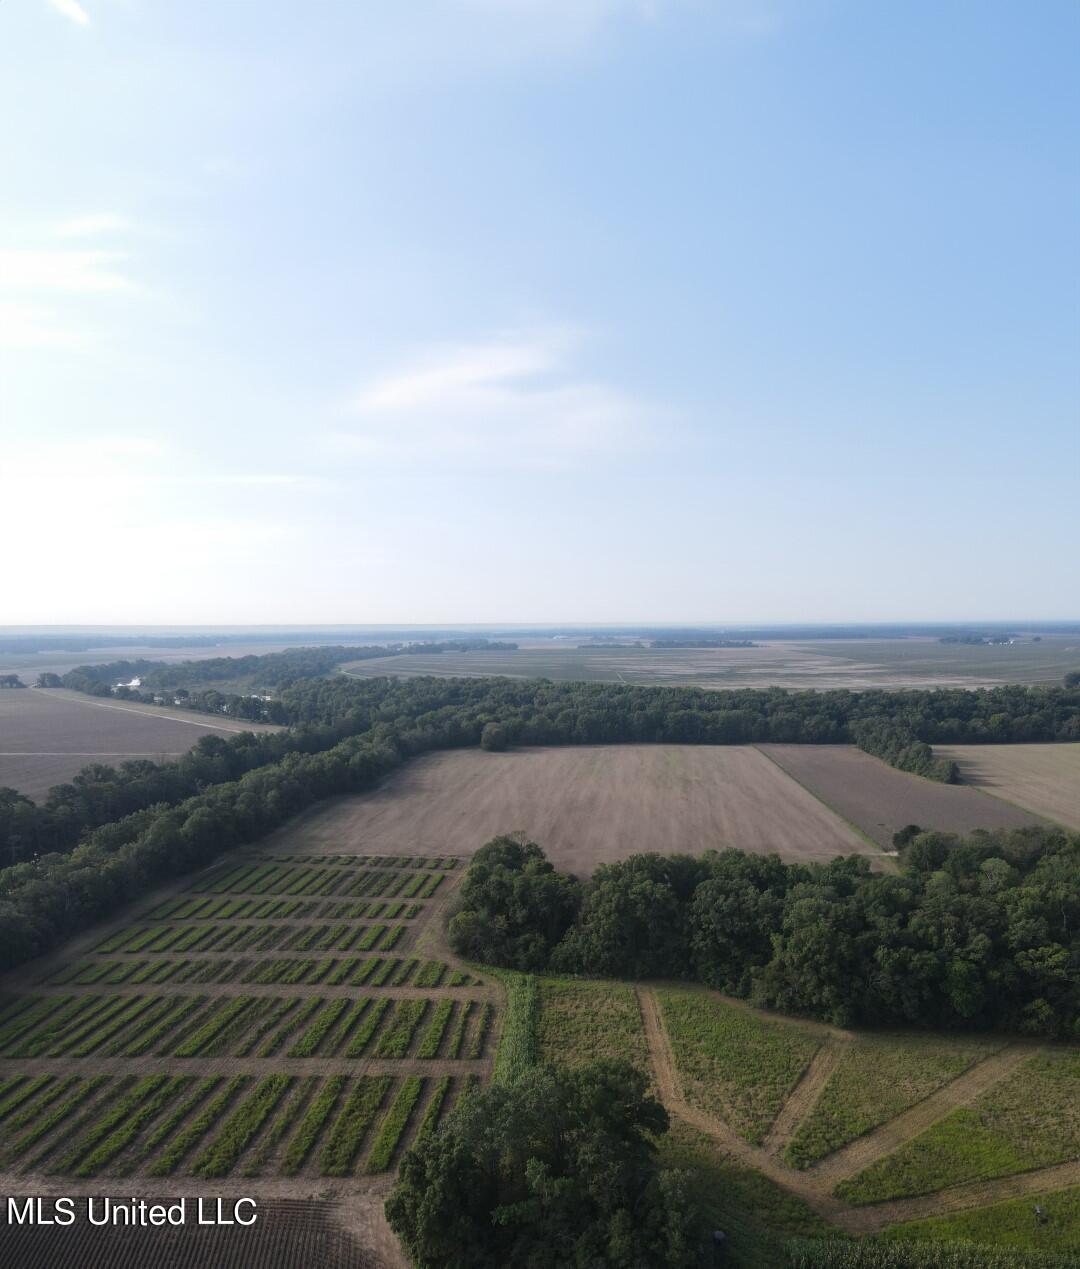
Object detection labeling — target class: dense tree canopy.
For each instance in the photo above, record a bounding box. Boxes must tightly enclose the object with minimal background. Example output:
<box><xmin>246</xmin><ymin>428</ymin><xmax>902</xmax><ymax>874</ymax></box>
<box><xmin>457</xmin><ymin>830</ymin><xmax>1080</xmax><ymax>1039</ymax></box>
<box><xmin>385</xmin><ymin>1061</ymin><xmax>697</xmax><ymax>1269</ymax></box>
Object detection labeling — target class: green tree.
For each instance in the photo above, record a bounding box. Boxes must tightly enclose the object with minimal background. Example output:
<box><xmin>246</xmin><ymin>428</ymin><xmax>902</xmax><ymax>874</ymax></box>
<box><xmin>386</xmin><ymin>1061</ymin><xmax>697</xmax><ymax>1269</ymax></box>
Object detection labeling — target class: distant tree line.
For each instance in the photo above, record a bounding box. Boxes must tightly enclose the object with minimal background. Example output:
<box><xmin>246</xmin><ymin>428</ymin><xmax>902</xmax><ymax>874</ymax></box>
<box><xmin>0</xmin><ymin>675</ymin><xmax>25</xmax><ymax>689</ymax></box>
<box><xmin>449</xmin><ymin>830</ymin><xmax>1080</xmax><ymax>1038</ymax></box>
<box><xmin>650</xmin><ymin>639</ymin><xmax>756</xmax><ymax>648</ymax></box>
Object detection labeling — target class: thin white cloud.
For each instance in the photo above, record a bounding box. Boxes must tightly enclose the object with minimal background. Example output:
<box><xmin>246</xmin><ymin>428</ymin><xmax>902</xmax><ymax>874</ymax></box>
<box><xmin>47</xmin><ymin>0</ymin><xmax>90</xmax><ymax>26</ymax></box>
<box><xmin>338</xmin><ymin>331</ymin><xmax>667</xmax><ymax>472</ymax></box>
<box><xmin>0</xmin><ymin>249</ymin><xmax>136</xmax><ymax>294</ymax></box>
<box><xmin>54</xmin><ymin>213</ymin><xmax>131</xmax><ymax>238</ymax></box>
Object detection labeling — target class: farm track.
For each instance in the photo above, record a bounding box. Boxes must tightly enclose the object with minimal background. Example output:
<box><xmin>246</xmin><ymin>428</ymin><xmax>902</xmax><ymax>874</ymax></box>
<box><xmin>807</xmin><ymin>1043</ymin><xmax>1043</xmax><ymax>1186</ymax></box>
<box><xmin>636</xmin><ymin>987</ymin><xmax>1073</xmax><ymax>1236</ymax></box>
<box><xmin>763</xmin><ymin>1041</ymin><xmax>841</xmax><ymax>1156</ymax></box>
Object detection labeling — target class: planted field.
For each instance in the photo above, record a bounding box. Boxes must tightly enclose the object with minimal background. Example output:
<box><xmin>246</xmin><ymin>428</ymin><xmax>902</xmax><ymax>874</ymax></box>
<box><xmin>785</xmin><ymin>1034</ymin><xmax>1002</xmax><ymax>1168</ymax></box>
<box><xmin>537</xmin><ymin>978</ymin><xmax>650</xmax><ymax>1073</ymax></box>
<box><xmin>837</xmin><ymin>1050</ymin><xmax>1080</xmax><ymax>1204</ymax></box>
<box><xmin>757</xmin><ymin>745</ymin><xmax>1038</xmax><ymax>847</ymax></box>
<box><xmin>267</xmin><ymin>745</ymin><xmax>881</xmax><ymax>869</ymax></box>
<box><xmin>933</xmin><ymin>743</ymin><xmax>1080</xmax><ymax>829</ymax></box>
<box><xmin>657</xmin><ymin>989</ymin><xmax>822</xmax><ymax>1145</ymax></box>
<box><xmin>0</xmin><ymin>848</ymin><xmax>496</xmax><ymax>1193</ymax></box>
<box><xmin>0</xmin><ymin>686</ymin><xmax>279</xmax><ymax>801</ymax></box>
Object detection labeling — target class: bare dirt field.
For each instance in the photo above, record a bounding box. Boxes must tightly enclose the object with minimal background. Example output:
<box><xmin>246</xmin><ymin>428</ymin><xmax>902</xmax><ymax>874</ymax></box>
<box><xmin>934</xmin><ymin>743</ymin><xmax>1080</xmax><ymax>829</ymax></box>
<box><xmin>757</xmin><ymin>745</ymin><xmax>1040</xmax><ymax>848</ymax></box>
<box><xmin>265</xmin><ymin>745</ymin><xmax>882</xmax><ymax>872</ymax></box>
<box><xmin>0</xmin><ymin>688</ymin><xmax>280</xmax><ymax>800</ymax></box>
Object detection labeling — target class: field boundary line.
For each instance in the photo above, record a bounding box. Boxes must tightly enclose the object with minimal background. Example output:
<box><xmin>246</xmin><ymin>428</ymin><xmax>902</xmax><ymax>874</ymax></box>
<box><xmin>752</xmin><ymin>745</ymin><xmax>894</xmax><ymax>865</ymax></box>
<box><xmin>763</xmin><ymin>1040</ymin><xmax>841</xmax><ymax>1157</ymax></box>
<box><xmin>808</xmin><ymin>1043</ymin><xmax>1043</xmax><ymax>1186</ymax></box>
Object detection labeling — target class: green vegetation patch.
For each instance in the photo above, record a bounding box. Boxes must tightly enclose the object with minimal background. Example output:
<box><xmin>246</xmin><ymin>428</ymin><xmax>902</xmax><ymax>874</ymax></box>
<box><xmin>658</xmin><ymin>989</ymin><xmax>820</xmax><ymax>1145</ymax></box>
<box><xmin>882</xmin><ymin>1184</ymin><xmax>1080</xmax><ymax>1256</ymax></box>
<box><xmin>785</xmin><ymin>1034</ymin><xmax>1001</xmax><ymax>1168</ymax></box>
<box><xmin>537</xmin><ymin>978</ymin><xmax>649</xmax><ymax>1073</ymax></box>
<box><xmin>837</xmin><ymin>1050</ymin><xmax>1080</xmax><ymax>1204</ymax></box>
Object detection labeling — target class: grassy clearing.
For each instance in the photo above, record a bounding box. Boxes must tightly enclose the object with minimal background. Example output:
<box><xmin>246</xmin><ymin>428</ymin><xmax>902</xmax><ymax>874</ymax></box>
<box><xmin>838</xmin><ymin>1050</ymin><xmax>1080</xmax><ymax>1204</ymax></box>
<box><xmin>537</xmin><ymin>978</ymin><xmax>649</xmax><ymax>1073</ymax></box>
<box><xmin>881</xmin><ymin>1184</ymin><xmax>1080</xmax><ymax>1255</ymax></box>
<box><xmin>658</xmin><ymin>989</ymin><xmax>821</xmax><ymax>1145</ymax></box>
<box><xmin>785</xmin><ymin>1034</ymin><xmax>1001</xmax><ymax>1168</ymax></box>
<box><xmin>491</xmin><ymin>973</ymin><xmax>537</xmax><ymax>1084</ymax></box>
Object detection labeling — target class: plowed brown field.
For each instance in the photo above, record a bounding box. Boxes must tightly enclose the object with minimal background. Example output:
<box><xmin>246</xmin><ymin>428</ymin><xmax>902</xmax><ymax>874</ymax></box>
<box><xmin>265</xmin><ymin>745</ymin><xmax>882</xmax><ymax>872</ymax></box>
<box><xmin>934</xmin><ymin>743</ymin><xmax>1080</xmax><ymax>829</ymax></box>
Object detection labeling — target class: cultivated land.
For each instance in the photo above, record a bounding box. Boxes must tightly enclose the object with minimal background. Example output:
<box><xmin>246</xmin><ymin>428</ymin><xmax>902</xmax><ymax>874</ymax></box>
<box><xmin>533</xmin><ymin>981</ymin><xmax>1080</xmax><ymax>1258</ymax></box>
<box><xmin>0</xmin><ymin>846</ymin><xmax>492</xmax><ymax>1268</ymax></box>
<box><xmin>934</xmin><ymin>743</ymin><xmax>1080</xmax><ymax>829</ymax></box>
<box><xmin>341</xmin><ymin>633</ymin><xmax>1080</xmax><ymax>690</ymax></box>
<box><xmin>259</xmin><ymin>745</ymin><xmax>882</xmax><ymax>872</ymax></box>
<box><xmin>0</xmin><ymin>688</ymin><xmax>281</xmax><ymax>800</ymax></box>
<box><xmin>757</xmin><ymin>744</ymin><xmax>1039</xmax><ymax>848</ymax></box>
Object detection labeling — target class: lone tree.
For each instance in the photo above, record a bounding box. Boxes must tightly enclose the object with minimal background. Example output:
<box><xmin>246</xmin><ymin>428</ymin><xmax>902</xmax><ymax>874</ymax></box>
<box><xmin>385</xmin><ymin>1060</ymin><xmax>698</xmax><ymax>1269</ymax></box>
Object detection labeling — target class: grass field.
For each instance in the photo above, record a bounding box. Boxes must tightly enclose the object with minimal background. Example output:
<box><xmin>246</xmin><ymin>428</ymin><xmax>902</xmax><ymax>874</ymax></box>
<box><xmin>657</xmin><ymin>988</ymin><xmax>823</xmax><ymax>1145</ymax></box>
<box><xmin>0</xmin><ymin>851</ymin><xmax>489</xmax><ymax>1190</ymax></box>
<box><xmin>934</xmin><ymin>744</ymin><xmax>1080</xmax><ymax>829</ymax></box>
<box><xmin>536</xmin><ymin>978</ymin><xmax>650</xmax><ymax>1073</ymax></box>
<box><xmin>0</xmin><ymin>687</ymin><xmax>280</xmax><ymax>800</ymax></box>
<box><xmin>757</xmin><ymin>745</ymin><xmax>1039</xmax><ymax>847</ymax></box>
<box><xmin>263</xmin><ymin>745</ymin><xmax>881</xmax><ymax>872</ymax></box>
<box><xmin>882</xmin><ymin>1184</ymin><xmax>1080</xmax><ymax>1254</ymax></box>
<box><xmin>837</xmin><ymin>1051</ymin><xmax>1080</xmax><ymax>1204</ymax></box>
<box><xmin>784</xmin><ymin>1035</ymin><xmax>1003</xmax><ymax>1169</ymax></box>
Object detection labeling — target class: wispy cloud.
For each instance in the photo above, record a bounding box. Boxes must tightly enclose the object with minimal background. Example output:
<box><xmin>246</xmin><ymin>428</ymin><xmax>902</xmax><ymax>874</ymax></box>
<box><xmin>54</xmin><ymin>213</ymin><xmax>131</xmax><ymax>238</ymax></box>
<box><xmin>337</xmin><ymin>330</ymin><xmax>667</xmax><ymax>472</ymax></box>
<box><xmin>47</xmin><ymin>0</ymin><xmax>91</xmax><ymax>27</ymax></box>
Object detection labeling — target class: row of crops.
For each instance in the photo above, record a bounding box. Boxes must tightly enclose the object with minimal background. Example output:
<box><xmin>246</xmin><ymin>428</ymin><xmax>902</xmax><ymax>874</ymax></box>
<box><xmin>0</xmin><ymin>1069</ymin><xmax>475</xmax><ymax>1178</ymax></box>
<box><xmin>93</xmin><ymin>920</ymin><xmax>410</xmax><ymax>957</ymax></box>
<box><xmin>0</xmin><ymin>992</ymin><xmax>493</xmax><ymax>1061</ymax></box>
<box><xmin>188</xmin><ymin>861</ymin><xmax>446</xmax><ymax>900</ymax></box>
<box><xmin>256</xmin><ymin>854</ymin><xmax>459</xmax><ymax>869</ymax></box>
<box><xmin>145</xmin><ymin>895</ymin><xmax>422</xmax><ymax>921</ymax></box>
<box><xmin>48</xmin><ymin>955</ymin><xmax>481</xmax><ymax>989</ymax></box>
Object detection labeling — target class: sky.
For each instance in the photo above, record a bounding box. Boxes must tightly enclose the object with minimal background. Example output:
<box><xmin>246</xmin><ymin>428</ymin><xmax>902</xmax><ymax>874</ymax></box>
<box><xmin>1</xmin><ymin>0</ymin><xmax>1077</xmax><ymax>625</ymax></box>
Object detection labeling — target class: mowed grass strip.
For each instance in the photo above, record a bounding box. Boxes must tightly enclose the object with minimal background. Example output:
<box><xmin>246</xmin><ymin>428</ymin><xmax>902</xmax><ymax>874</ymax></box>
<box><xmin>837</xmin><ymin>1049</ymin><xmax>1080</xmax><ymax>1204</ymax></box>
<box><xmin>658</xmin><ymin>989</ymin><xmax>821</xmax><ymax>1145</ymax></box>
<box><xmin>318</xmin><ymin>1076</ymin><xmax>391</xmax><ymax>1176</ymax></box>
<box><xmin>537</xmin><ymin>978</ymin><xmax>650</xmax><ymax>1073</ymax></box>
<box><xmin>366</xmin><ymin>1077</ymin><xmax>424</xmax><ymax>1173</ymax></box>
<box><xmin>785</xmin><ymin>1034</ymin><xmax>1002</xmax><ymax>1168</ymax></box>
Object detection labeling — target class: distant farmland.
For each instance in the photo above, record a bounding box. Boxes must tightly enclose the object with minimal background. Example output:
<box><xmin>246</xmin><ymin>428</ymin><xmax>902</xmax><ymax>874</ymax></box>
<box><xmin>0</xmin><ymin>689</ymin><xmax>280</xmax><ymax>800</ymax></box>
<box><xmin>262</xmin><ymin>745</ymin><xmax>881</xmax><ymax>872</ymax></box>
<box><xmin>934</xmin><ymin>743</ymin><xmax>1080</xmax><ymax>829</ymax></box>
<box><xmin>757</xmin><ymin>745</ymin><xmax>1040</xmax><ymax>848</ymax></box>
<box><xmin>341</xmin><ymin>633</ymin><xmax>1079</xmax><ymax>691</ymax></box>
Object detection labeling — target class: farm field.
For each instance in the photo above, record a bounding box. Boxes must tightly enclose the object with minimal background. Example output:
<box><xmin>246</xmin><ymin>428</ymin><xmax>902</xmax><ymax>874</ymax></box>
<box><xmin>532</xmin><ymin>979</ymin><xmax>1080</xmax><ymax>1260</ymax></box>
<box><xmin>340</xmin><ymin>633</ymin><xmax>1080</xmax><ymax>690</ymax></box>
<box><xmin>0</xmin><ymin>687</ymin><xmax>281</xmax><ymax>801</ymax></box>
<box><xmin>264</xmin><ymin>745</ymin><xmax>882</xmax><ymax>872</ymax></box>
<box><xmin>757</xmin><ymin>744</ymin><xmax>1039</xmax><ymax>847</ymax></box>
<box><xmin>0</xmin><ymin>850</ymin><xmax>490</xmax><ymax>1211</ymax></box>
<box><xmin>934</xmin><ymin>743</ymin><xmax>1080</xmax><ymax>829</ymax></box>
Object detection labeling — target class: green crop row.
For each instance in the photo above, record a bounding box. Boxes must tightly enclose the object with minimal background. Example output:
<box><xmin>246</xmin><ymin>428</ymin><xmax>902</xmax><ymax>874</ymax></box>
<box><xmin>280</xmin><ymin>1075</ymin><xmax>346</xmax><ymax>1174</ymax></box>
<box><xmin>192</xmin><ymin>1075</ymin><xmax>293</xmax><ymax>1178</ymax></box>
<box><xmin>289</xmin><ymin>999</ymin><xmax>350</xmax><ymax>1057</ymax></box>
<box><xmin>374</xmin><ymin>1000</ymin><xmax>429</xmax><ymax>1058</ymax></box>
<box><xmin>416</xmin><ymin>1000</ymin><xmax>454</xmax><ymax>1059</ymax></box>
<box><xmin>318</xmin><ymin>1076</ymin><xmax>390</xmax><ymax>1176</ymax></box>
<box><xmin>366</xmin><ymin>1077</ymin><xmax>424</xmax><ymax>1173</ymax></box>
<box><xmin>72</xmin><ymin>1076</ymin><xmax>192</xmax><ymax>1177</ymax></box>
<box><xmin>148</xmin><ymin>1076</ymin><xmax>249</xmax><ymax>1175</ymax></box>
<box><xmin>243</xmin><ymin>1078</ymin><xmax>318</xmax><ymax>1177</ymax></box>
<box><xmin>447</xmin><ymin>1001</ymin><xmax>474</xmax><ymax>1058</ymax></box>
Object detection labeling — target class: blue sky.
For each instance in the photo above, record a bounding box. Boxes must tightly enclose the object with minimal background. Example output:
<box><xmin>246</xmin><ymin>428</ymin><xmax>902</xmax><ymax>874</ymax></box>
<box><xmin>1</xmin><ymin>0</ymin><xmax>1077</xmax><ymax>623</ymax></box>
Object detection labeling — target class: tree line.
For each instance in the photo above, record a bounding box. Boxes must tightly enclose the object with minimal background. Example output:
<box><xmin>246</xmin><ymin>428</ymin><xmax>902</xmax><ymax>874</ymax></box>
<box><xmin>449</xmin><ymin>829</ymin><xmax>1080</xmax><ymax>1039</ymax></box>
